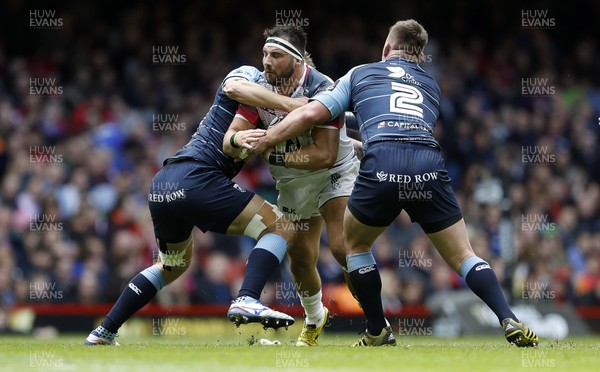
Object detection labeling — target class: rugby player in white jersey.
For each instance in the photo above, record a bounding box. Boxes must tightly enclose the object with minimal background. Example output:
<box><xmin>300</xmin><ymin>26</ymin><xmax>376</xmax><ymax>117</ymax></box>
<box><xmin>223</xmin><ymin>24</ymin><xmax>360</xmax><ymax>346</ymax></box>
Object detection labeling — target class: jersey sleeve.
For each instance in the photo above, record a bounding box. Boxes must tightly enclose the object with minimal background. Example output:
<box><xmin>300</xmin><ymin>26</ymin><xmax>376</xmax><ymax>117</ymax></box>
<box><xmin>314</xmin><ymin>116</ymin><xmax>343</xmax><ymax>130</ymax></box>
<box><xmin>235</xmin><ymin>104</ymin><xmax>261</xmax><ymax>128</ymax></box>
<box><xmin>223</xmin><ymin>65</ymin><xmax>262</xmax><ymax>84</ymax></box>
<box><xmin>310</xmin><ymin>68</ymin><xmax>354</xmax><ymax>120</ymax></box>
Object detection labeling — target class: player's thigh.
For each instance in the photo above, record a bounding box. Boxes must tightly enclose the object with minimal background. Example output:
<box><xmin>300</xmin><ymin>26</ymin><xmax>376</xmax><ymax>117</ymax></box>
<box><xmin>271</xmin><ymin>172</ymin><xmax>324</xmax><ymax>244</ymax></box>
<box><xmin>148</xmin><ymin>162</ymin><xmax>196</xmax><ymax>243</ymax></box>
<box><xmin>318</xmin><ymin>159</ymin><xmax>358</xmax><ymax>265</ymax></box>
<box><xmin>400</xmin><ymin>146</ymin><xmax>463</xmax><ymax>237</ymax></box>
<box><xmin>343</xmin><ymin>207</ymin><xmax>387</xmax><ymax>254</ymax></box>
<box><xmin>426</xmin><ymin>218</ymin><xmax>475</xmax><ymax>273</ymax></box>
<box><xmin>392</xmin><ymin>144</ymin><xmax>469</xmax><ymax>272</ymax></box>
<box><xmin>153</xmin><ymin>160</ymin><xmax>264</xmax><ymax>238</ymax></box>
<box><xmin>287</xmin><ymin>216</ymin><xmax>323</xmax><ymax>268</ymax></box>
<box><xmin>345</xmin><ymin>144</ymin><xmax>404</xmax><ymax>230</ymax></box>
<box><xmin>342</xmin><ymin>156</ymin><xmax>397</xmax><ymax>253</ymax></box>
<box><xmin>276</xmin><ymin>173</ymin><xmax>323</xmax><ymax>222</ymax></box>
<box><xmin>226</xmin><ymin>194</ymin><xmax>296</xmax><ymax>244</ymax></box>
<box><xmin>148</xmin><ymin>163</ymin><xmax>200</xmax><ymax>281</ymax></box>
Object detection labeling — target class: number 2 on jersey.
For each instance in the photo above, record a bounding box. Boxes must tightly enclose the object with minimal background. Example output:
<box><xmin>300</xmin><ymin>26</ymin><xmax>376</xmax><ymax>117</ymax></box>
<box><xmin>389</xmin><ymin>82</ymin><xmax>424</xmax><ymax>119</ymax></box>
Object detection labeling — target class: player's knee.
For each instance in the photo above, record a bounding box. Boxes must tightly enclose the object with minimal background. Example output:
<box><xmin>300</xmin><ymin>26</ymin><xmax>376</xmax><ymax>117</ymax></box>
<box><xmin>262</xmin><ymin>223</ymin><xmax>295</xmax><ymax>246</ymax></box>
<box><xmin>327</xmin><ymin>236</ymin><xmax>347</xmax><ymax>267</ymax></box>
<box><xmin>289</xmin><ymin>257</ymin><xmax>314</xmax><ymax>278</ymax></box>
<box><xmin>343</xmin><ymin>235</ymin><xmax>371</xmax><ymax>255</ymax></box>
<box><xmin>245</xmin><ymin>199</ymin><xmax>290</xmax><ymax>241</ymax></box>
<box><xmin>288</xmin><ymin>246</ymin><xmax>318</xmax><ymax>272</ymax></box>
<box><xmin>447</xmin><ymin>241</ymin><xmax>476</xmax><ymax>274</ymax></box>
<box><xmin>453</xmin><ymin>252</ymin><xmax>477</xmax><ymax>274</ymax></box>
<box><xmin>157</xmin><ymin>235</ymin><xmax>194</xmax><ymax>283</ymax></box>
<box><xmin>330</xmin><ymin>246</ymin><xmax>347</xmax><ymax>268</ymax></box>
<box><xmin>161</xmin><ymin>257</ymin><xmax>192</xmax><ymax>284</ymax></box>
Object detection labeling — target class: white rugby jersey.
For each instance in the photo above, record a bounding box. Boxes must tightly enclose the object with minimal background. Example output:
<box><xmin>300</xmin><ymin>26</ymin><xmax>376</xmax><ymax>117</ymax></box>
<box><xmin>236</xmin><ymin>64</ymin><xmax>355</xmax><ymax>181</ymax></box>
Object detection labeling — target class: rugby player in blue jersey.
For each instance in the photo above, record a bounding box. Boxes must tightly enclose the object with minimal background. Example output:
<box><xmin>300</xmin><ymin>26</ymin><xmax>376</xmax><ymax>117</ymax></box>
<box><xmin>223</xmin><ymin>25</ymin><xmax>360</xmax><ymax>346</ymax></box>
<box><xmin>84</xmin><ymin>64</ymin><xmax>305</xmax><ymax>346</ymax></box>
<box><xmin>242</xmin><ymin>19</ymin><xmax>539</xmax><ymax>347</ymax></box>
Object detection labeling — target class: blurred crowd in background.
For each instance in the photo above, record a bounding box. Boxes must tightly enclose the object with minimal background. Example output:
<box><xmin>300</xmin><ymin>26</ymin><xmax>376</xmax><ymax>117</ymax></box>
<box><xmin>0</xmin><ymin>0</ymin><xmax>599</xmax><ymax>322</ymax></box>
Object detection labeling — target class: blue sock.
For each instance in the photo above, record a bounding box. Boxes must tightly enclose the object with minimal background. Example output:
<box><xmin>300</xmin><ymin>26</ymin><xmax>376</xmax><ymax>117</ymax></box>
<box><xmin>101</xmin><ymin>266</ymin><xmax>166</xmax><ymax>333</ymax></box>
<box><xmin>237</xmin><ymin>233</ymin><xmax>287</xmax><ymax>300</ymax></box>
<box><xmin>347</xmin><ymin>252</ymin><xmax>386</xmax><ymax>336</ymax></box>
<box><xmin>461</xmin><ymin>256</ymin><xmax>517</xmax><ymax>323</ymax></box>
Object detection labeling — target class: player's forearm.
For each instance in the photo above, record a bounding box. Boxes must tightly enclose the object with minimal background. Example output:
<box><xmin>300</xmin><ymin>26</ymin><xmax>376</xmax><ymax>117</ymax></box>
<box><xmin>223</xmin><ymin>80</ymin><xmax>300</xmax><ymax>112</ymax></box>
<box><xmin>263</xmin><ymin>105</ymin><xmax>323</xmax><ymax>148</ymax></box>
<box><xmin>223</xmin><ymin>129</ymin><xmax>243</xmax><ymax>158</ymax></box>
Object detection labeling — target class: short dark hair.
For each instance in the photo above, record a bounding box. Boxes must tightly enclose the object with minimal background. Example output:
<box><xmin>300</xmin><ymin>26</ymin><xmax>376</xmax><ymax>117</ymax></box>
<box><xmin>387</xmin><ymin>19</ymin><xmax>428</xmax><ymax>56</ymax></box>
<box><xmin>263</xmin><ymin>25</ymin><xmax>308</xmax><ymax>57</ymax></box>
<box><xmin>264</xmin><ymin>25</ymin><xmax>314</xmax><ymax>66</ymax></box>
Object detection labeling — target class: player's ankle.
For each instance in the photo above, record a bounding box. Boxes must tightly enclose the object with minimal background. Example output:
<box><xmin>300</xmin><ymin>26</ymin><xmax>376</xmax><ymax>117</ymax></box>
<box><xmin>95</xmin><ymin>325</ymin><xmax>117</xmax><ymax>340</ymax></box>
<box><xmin>237</xmin><ymin>295</ymin><xmax>259</xmax><ymax>303</ymax></box>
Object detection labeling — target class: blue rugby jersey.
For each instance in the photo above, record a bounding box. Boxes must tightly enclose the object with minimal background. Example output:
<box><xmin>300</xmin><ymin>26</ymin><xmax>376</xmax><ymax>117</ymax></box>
<box><xmin>313</xmin><ymin>57</ymin><xmax>440</xmax><ymax>149</ymax></box>
<box><xmin>164</xmin><ymin>65</ymin><xmax>264</xmax><ymax>178</ymax></box>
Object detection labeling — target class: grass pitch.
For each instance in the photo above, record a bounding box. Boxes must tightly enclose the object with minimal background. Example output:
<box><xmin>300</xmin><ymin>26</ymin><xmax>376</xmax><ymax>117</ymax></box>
<box><xmin>1</xmin><ymin>320</ymin><xmax>599</xmax><ymax>372</ymax></box>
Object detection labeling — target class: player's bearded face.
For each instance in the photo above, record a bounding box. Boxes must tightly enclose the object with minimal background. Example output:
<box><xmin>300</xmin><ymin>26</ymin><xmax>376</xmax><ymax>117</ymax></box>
<box><xmin>264</xmin><ymin>56</ymin><xmax>295</xmax><ymax>86</ymax></box>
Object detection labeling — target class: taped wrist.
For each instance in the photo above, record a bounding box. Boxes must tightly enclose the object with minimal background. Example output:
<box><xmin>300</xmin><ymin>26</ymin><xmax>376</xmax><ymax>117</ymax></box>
<box><xmin>268</xmin><ymin>151</ymin><xmax>286</xmax><ymax>167</ymax></box>
<box><xmin>230</xmin><ymin>132</ymin><xmax>240</xmax><ymax>149</ymax></box>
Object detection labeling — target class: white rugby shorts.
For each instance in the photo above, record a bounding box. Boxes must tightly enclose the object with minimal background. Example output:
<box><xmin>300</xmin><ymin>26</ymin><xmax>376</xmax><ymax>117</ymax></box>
<box><xmin>275</xmin><ymin>158</ymin><xmax>360</xmax><ymax>221</ymax></box>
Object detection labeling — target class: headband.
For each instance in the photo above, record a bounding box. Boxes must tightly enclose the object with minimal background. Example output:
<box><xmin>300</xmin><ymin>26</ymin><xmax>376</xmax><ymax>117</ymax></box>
<box><xmin>264</xmin><ymin>37</ymin><xmax>304</xmax><ymax>61</ymax></box>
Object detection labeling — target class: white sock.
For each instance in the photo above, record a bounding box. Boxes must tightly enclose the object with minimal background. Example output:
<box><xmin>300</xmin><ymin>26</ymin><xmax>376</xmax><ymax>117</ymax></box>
<box><xmin>299</xmin><ymin>290</ymin><xmax>324</xmax><ymax>325</ymax></box>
